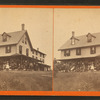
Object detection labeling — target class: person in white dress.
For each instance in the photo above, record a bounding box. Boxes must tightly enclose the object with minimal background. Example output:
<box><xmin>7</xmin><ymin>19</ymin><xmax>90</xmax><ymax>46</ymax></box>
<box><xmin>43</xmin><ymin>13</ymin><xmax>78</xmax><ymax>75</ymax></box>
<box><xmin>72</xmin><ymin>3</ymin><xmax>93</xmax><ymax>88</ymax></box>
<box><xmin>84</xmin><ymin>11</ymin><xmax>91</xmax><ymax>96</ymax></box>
<box><xmin>6</xmin><ymin>61</ymin><xmax>10</xmax><ymax>71</ymax></box>
<box><xmin>90</xmin><ymin>62</ymin><xmax>94</xmax><ymax>72</ymax></box>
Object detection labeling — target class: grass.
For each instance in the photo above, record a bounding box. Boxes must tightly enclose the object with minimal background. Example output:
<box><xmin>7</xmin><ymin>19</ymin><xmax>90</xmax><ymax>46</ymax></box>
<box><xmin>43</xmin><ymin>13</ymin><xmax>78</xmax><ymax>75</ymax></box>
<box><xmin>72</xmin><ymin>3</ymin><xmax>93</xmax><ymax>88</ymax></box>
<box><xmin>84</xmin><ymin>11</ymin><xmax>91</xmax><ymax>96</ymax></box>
<box><xmin>54</xmin><ymin>71</ymin><xmax>100</xmax><ymax>91</ymax></box>
<box><xmin>0</xmin><ymin>70</ymin><xmax>52</xmax><ymax>91</ymax></box>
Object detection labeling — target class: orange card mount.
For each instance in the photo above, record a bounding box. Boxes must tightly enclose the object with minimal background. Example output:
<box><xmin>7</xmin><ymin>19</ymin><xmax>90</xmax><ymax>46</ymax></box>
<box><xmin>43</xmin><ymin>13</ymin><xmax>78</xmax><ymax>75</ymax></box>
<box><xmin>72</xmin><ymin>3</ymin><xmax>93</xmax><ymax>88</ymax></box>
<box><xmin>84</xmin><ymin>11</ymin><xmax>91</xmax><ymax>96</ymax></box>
<box><xmin>0</xmin><ymin>5</ymin><xmax>99</xmax><ymax>96</ymax></box>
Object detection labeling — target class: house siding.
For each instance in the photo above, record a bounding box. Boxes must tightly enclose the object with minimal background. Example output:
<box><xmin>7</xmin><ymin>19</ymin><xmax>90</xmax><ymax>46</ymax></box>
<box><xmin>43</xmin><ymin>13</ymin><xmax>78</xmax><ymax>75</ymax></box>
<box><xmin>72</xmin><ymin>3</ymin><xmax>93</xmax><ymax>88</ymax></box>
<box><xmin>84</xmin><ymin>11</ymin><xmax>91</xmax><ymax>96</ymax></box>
<box><xmin>61</xmin><ymin>46</ymin><xmax>100</xmax><ymax>59</ymax></box>
<box><xmin>0</xmin><ymin>45</ymin><xmax>16</xmax><ymax>57</ymax></box>
<box><xmin>16</xmin><ymin>34</ymin><xmax>32</xmax><ymax>57</ymax></box>
<box><xmin>32</xmin><ymin>50</ymin><xmax>45</xmax><ymax>63</ymax></box>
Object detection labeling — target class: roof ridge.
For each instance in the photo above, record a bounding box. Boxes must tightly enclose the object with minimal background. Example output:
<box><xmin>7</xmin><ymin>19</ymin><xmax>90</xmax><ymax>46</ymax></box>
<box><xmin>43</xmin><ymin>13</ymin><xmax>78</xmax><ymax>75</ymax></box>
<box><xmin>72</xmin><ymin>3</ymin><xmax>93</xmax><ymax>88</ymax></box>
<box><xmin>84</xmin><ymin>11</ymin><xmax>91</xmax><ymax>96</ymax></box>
<box><xmin>6</xmin><ymin>30</ymin><xmax>27</xmax><ymax>34</ymax></box>
<box><xmin>0</xmin><ymin>30</ymin><xmax>27</xmax><ymax>35</ymax></box>
<box><xmin>76</xmin><ymin>32</ymin><xmax>100</xmax><ymax>38</ymax></box>
<box><xmin>59</xmin><ymin>32</ymin><xmax>100</xmax><ymax>50</ymax></box>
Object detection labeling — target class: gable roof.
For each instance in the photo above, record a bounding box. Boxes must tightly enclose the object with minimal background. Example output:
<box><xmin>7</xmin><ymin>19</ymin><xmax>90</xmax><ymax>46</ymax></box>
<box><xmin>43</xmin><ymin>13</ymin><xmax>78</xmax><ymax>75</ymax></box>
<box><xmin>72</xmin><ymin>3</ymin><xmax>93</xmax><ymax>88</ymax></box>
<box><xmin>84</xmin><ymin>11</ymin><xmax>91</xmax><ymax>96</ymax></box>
<box><xmin>86</xmin><ymin>33</ymin><xmax>96</xmax><ymax>38</ymax></box>
<box><xmin>2</xmin><ymin>32</ymin><xmax>11</xmax><ymax>37</ymax></box>
<box><xmin>59</xmin><ymin>32</ymin><xmax>100</xmax><ymax>50</ymax></box>
<box><xmin>24</xmin><ymin>31</ymin><xmax>33</xmax><ymax>51</ymax></box>
<box><xmin>0</xmin><ymin>30</ymin><xmax>33</xmax><ymax>51</ymax></box>
<box><xmin>0</xmin><ymin>30</ymin><xmax>26</xmax><ymax>46</ymax></box>
<box><xmin>0</xmin><ymin>29</ymin><xmax>47</xmax><ymax>55</ymax></box>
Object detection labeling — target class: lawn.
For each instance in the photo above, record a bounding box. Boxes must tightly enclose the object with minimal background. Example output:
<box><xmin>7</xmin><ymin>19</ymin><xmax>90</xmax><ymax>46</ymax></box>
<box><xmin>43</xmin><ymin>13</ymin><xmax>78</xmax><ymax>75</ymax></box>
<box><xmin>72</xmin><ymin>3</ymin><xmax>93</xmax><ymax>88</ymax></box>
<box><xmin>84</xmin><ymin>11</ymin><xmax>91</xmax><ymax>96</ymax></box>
<box><xmin>54</xmin><ymin>71</ymin><xmax>100</xmax><ymax>91</ymax></box>
<box><xmin>0</xmin><ymin>70</ymin><xmax>52</xmax><ymax>91</ymax></box>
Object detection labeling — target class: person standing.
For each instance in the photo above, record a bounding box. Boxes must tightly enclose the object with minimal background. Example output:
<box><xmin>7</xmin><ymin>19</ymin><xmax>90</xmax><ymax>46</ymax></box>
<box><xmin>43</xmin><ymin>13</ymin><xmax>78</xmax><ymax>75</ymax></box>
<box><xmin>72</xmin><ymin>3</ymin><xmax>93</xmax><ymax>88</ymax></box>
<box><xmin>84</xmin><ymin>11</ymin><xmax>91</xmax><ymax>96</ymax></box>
<box><xmin>6</xmin><ymin>61</ymin><xmax>10</xmax><ymax>71</ymax></box>
<box><xmin>91</xmin><ymin>62</ymin><xmax>94</xmax><ymax>72</ymax></box>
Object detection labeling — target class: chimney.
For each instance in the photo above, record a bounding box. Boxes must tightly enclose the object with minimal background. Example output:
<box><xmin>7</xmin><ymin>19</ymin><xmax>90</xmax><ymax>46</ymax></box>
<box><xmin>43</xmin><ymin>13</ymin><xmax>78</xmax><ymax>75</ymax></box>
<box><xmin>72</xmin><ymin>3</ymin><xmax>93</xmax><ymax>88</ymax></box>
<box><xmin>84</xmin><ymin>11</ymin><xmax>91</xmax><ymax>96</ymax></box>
<box><xmin>72</xmin><ymin>31</ymin><xmax>75</xmax><ymax>37</ymax></box>
<box><xmin>37</xmin><ymin>48</ymin><xmax>39</xmax><ymax>51</ymax></box>
<box><xmin>22</xmin><ymin>24</ymin><xmax>25</xmax><ymax>30</ymax></box>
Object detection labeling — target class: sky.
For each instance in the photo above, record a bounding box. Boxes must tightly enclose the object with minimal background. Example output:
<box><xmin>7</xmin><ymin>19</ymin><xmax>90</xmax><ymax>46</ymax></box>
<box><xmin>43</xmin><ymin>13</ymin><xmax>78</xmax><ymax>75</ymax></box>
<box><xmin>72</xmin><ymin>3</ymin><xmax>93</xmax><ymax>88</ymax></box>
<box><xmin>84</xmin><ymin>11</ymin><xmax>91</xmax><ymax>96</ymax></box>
<box><xmin>0</xmin><ymin>8</ymin><xmax>53</xmax><ymax>66</ymax></box>
<box><xmin>54</xmin><ymin>8</ymin><xmax>100</xmax><ymax>59</ymax></box>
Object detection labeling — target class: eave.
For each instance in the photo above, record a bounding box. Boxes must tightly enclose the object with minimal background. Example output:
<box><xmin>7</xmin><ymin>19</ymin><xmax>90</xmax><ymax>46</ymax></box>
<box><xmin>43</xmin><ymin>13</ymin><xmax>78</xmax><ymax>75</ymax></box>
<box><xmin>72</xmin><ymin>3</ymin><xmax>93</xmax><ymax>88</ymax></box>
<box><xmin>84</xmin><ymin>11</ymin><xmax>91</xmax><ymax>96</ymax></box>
<box><xmin>58</xmin><ymin>44</ymin><xmax>100</xmax><ymax>51</ymax></box>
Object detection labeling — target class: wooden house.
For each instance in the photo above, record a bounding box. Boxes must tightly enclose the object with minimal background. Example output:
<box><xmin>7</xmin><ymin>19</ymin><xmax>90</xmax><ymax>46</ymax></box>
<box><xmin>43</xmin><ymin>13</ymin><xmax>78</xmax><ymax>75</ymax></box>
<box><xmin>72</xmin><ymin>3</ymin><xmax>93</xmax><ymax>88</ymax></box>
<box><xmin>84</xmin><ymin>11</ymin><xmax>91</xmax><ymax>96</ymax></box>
<box><xmin>0</xmin><ymin>24</ymin><xmax>50</xmax><ymax>71</ymax></box>
<box><xmin>58</xmin><ymin>31</ymin><xmax>100</xmax><ymax>71</ymax></box>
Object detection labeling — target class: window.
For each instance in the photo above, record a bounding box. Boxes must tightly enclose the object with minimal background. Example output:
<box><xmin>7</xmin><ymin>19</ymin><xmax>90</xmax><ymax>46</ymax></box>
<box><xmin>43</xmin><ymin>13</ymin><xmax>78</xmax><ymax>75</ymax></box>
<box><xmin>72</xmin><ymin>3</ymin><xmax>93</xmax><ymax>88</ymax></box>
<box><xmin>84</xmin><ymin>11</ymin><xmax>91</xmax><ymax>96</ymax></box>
<box><xmin>87</xmin><ymin>33</ymin><xmax>96</xmax><ymax>43</ymax></box>
<box><xmin>64</xmin><ymin>50</ymin><xmax>66</xmax><ymax>56</ymax></box>
<box><xmin>90</xmin><ymin>46</ymin><xmax>96</xmax><ymax>54</ymax></box>
<box><xmin>36</xmin><ymin>51</ymin><xmax>38</xmax><ymax>55</ymax></box>
<box><xmin>3</xmin><ymin>34</ymin><xmax>7</xmax><ymax>42</ymax></box>
<box><xmin>87</xmin><ymin>33</ymin><xmax>93</xmax><ymax>42</ymax></box>
<box><xmin>6</xmin><ymin>46</ymin><xmax>11</xmax><ymax>53</ymax></box>
<box><xmin>25</xmin><ymin>38</ymin><xmax>27</xmax><ymax>44</ymax></box>
<box><xmin>64</xmin><ymin>49</ymin><xmax>70</xmax><ymax>56</ymax></box>
<box><xmin>88</xmin><ymin>35</ymin><xmax>92</xmax><ymax>42</ymax></box>
<box><xmin>71</xmin><ymin>38</ymin><xmax>75</xmax><ymax>45</ymax></box>
<box><xmin>43</xmin><ymin>54</ymin><xmax>44</xmax><ymax>58</ymax></box>
<box><xmin>76</xmin><ymin>48</ymin><xmax>81</xmax><ymax>55</ymax></box>
<box><xmin>36</xmin><ymin>57</ymin><xmax>38</xmax><ymax>59</ymax></box>
<box><xmin>32</xmin><ymin>56</ymin><xmax>34</xmax><ymax>58</ymax></box>
<box><xmin>43</xmin><ymin>59</ymin><xmax>44</xmax><ymax>63</ymax></box>
<box><xmin>40</xmin><ymin>53</ymin><xmax>41</xmax><ymax>57</ymax></box>
<box><xmin>19</xmin><ymin>45</ymin><xmax>22</xmax><ymax>54</ymax></box>
<box><xmin>26</xmin><ymin>48</ymin><xmax>29</xmax><ymax>56</ymax></box>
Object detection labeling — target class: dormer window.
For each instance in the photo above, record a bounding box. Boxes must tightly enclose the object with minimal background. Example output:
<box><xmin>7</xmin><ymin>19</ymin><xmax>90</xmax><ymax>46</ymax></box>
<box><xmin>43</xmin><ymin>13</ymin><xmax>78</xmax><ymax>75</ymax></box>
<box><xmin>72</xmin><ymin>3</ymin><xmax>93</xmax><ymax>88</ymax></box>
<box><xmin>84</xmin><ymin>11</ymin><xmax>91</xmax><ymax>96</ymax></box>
<box><xmin>2</xmin><ymin>32</ymin><xmax>11</xmax><ymax>42</ymax></box>
<box><xmin>3</xmin><ymin>33</ymin><xmax>7</xmax><ymax>42</ymax></box>
<box><xmin>70</xmin><ymin>31</ymin><xmax>79</xmax><ymax>45</ymax></box>
<box><xmin>86</xmin><ymin>33</ymin><xmax>96</xmax><ymax>43</ymax></box>
<box><xmin>87</xmin><ymin>33</ymin><xmax>92</xmax><ymax>42</ymax></box>
<box><xmin>2</xmin><ymin>33</ymin><xmax>7</xmax><ymax>42</ymax></box>
<box><xmin>88</xmin><ymin>36</ymin><xmax>92</xmax><ymax>42</ymax></box>
<box><xmin>71</xmin><ymin>38</ymin><xmax>75</xmax><ymax>45</ymax></box>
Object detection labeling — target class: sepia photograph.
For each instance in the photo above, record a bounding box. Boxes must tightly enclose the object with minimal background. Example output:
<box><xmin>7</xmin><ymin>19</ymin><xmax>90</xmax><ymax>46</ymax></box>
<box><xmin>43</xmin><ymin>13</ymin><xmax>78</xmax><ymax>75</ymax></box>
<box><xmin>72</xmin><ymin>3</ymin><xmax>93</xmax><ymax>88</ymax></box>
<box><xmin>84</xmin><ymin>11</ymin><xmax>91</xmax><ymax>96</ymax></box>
<box><xmin>0</xmin><ymin>8</ymin><xmax>53</xmax><ymax>91</ymax></box>
<box><xmin>54</xmin><ymin>8</ymin><xmax>100</xmax><ymax>91</ymax></box>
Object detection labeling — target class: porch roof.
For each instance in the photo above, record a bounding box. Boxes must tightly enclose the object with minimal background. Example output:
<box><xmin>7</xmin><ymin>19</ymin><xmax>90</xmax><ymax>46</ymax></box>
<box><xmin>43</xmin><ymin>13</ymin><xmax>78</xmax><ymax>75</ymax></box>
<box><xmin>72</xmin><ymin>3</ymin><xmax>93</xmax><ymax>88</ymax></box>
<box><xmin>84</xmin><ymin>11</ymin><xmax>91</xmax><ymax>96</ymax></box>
<box><xmin>0</xmin><ymin>53</ymin><xmax>42</xmax><ymax>62</ymax></box>
<box><xmin>38</xmin><ymin>62</ymin><xmax>51</xmax><ymax>67</ymax></box>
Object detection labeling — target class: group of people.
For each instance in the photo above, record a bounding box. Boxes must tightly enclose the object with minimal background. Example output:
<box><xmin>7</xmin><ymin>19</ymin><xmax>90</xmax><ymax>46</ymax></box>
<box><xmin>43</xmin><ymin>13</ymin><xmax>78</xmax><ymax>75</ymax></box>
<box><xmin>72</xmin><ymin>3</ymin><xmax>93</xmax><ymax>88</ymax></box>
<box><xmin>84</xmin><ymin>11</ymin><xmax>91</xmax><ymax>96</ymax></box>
<box><xmin>54</xmin><ymin>60</ymin><xmax>96</xmax><ymax>72</ymax></box>
<box><xmin>1</xmin><ymin>61</ymin><xmax>39</xmax><ymax>71</ymax></box>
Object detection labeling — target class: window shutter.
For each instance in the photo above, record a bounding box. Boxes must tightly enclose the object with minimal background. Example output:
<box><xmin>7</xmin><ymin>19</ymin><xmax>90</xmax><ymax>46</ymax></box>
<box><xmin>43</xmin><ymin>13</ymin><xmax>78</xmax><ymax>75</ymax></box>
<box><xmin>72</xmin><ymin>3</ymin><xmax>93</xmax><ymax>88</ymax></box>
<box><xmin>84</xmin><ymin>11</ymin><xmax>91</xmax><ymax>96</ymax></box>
<box><xmin>19</xmin><ymin>45</ymin><xmax>22</xmax><ymax>54</ymax></box>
